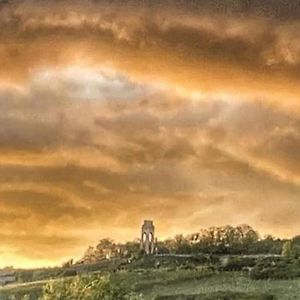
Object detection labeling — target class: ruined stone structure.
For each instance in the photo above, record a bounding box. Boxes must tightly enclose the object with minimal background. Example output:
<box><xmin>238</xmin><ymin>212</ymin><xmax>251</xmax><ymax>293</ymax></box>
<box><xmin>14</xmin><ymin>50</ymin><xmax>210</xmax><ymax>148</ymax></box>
<box><xmin>0</xmin><ymin>269</ymin><xmax>16</xmax><ymax>286</ymax></box>
<box><xmin>140</xmin><ymin>220</ymin><xmax>155</xmax><ymax>254</ymax></box>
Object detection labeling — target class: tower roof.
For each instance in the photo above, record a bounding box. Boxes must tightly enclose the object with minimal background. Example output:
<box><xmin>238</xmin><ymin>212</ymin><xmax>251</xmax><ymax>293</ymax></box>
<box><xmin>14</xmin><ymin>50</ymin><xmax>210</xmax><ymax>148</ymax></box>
<box><xmin>143</xmin><ymin>220</ymin><xmax>153</xmax><ymax>225</ymax></box>
<box><xmin>142</xmin><ymin>220</ymin><xmax>155</xmax><ymax>230</ymax></box>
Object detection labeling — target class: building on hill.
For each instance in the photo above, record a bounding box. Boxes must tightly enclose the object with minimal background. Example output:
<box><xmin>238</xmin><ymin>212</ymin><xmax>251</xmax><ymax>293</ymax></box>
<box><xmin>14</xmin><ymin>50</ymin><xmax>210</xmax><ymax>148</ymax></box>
<box><xmin>0</xmin><ymin>269</ymin><xmax>16</xmax><ymax>285</ymax></box>
<box><xmin>140</xmin><ymin>220</ymin><xmax>155</xmax><ymax>254</ymax></box>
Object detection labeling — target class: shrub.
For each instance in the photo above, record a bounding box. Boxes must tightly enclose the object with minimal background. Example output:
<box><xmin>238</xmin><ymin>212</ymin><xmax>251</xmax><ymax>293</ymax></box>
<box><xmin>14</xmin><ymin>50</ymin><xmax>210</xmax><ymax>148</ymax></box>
<box><xmin>133</xmin><ymin>268</ymin><xmax>215</xmax><ymax>292</ymax></box>
<box><xmin>281</xmin><ymin>241</ymin><xmax>292</xmax><ymax>257</ymax></box>
<box><xmin>40</xmin><ymin>275</ymin><xmax>139</xmax><ymax>300</ymax></box>
<box><xmin>219</xmin><ymin>256</ymin><xmax>257</xmax><ymax>271</ymax></box>
<box><xmin>250</xmin><ymin>257</ymin><xmax>300</xmax><ymax>280</ymax></box>
<box><xmin>59</xmin><ymin>269</ymin><xmax>77</xmax><ymax>278</ymax></box>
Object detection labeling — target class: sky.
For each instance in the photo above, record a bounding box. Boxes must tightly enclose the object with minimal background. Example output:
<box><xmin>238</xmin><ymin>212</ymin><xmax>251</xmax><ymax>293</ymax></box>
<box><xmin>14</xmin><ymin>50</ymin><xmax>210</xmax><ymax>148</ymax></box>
<box><xmin>0</xmin><ymin>0</ymin><xmax>300</xmax><ymax>268</ymax></box>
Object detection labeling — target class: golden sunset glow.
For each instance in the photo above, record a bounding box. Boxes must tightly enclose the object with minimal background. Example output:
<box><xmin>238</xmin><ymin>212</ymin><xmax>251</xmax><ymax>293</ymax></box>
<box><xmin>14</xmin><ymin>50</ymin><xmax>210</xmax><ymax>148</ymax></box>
<box><xmin>0</xmin><ymin>1</ymin><xmax>300</xmax><ymax>268</ymax></box>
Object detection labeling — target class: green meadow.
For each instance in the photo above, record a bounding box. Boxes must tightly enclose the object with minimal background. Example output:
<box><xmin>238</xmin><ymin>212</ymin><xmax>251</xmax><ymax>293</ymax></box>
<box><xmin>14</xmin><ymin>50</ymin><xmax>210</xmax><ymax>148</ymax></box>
<box><xmin>1</xmin><ymin>256</ymin><xmax>300</xmax><ymax>300</ymax></box>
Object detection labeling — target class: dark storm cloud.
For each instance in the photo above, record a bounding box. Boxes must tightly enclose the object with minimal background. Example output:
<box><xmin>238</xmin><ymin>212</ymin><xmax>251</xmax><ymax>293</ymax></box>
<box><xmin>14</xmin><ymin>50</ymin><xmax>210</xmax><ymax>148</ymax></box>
<box><xmin>0</xmin><ymin>0</ymin><xmax>300</xmax><ymax>105</ymax></box>
<box><xmin>0</xmin><ymin>0</ymin><xmax>299</xmax><ymax>267</ymax></box>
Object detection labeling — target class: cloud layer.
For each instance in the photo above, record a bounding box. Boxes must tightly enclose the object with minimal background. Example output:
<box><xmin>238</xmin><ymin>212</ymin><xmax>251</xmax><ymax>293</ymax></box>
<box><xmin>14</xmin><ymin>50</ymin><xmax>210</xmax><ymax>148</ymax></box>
<box><xmin>0</xmin><ymin>1</ymin><xmax>299</xmax><ymax>267</ymax></box>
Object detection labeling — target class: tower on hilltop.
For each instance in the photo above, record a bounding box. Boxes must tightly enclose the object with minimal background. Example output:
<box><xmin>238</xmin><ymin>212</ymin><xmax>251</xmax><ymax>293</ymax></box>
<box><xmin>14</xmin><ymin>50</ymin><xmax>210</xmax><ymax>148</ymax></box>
<box><xmin>140</xmin><ymin>220</ymin><xmax>155</xmax><ymax>254</ymax></box>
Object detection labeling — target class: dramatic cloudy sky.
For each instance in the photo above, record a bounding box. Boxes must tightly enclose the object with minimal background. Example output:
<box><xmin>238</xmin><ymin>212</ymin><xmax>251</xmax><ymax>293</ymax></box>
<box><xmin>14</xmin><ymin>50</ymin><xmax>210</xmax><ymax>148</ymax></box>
<box><xmin>0</xmin><ymin>0</ymin><xmax>300</xmax><ymax>267</ymax></box>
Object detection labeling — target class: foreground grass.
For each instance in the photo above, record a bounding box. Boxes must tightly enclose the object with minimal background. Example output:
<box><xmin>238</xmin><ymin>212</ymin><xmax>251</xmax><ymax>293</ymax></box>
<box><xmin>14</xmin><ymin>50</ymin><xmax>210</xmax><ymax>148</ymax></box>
<box><xmin>0</xmin><ymin>282</ymin><xmax>43</xmax><ymax>300</ymax></box>
<box><xmin>154</xmin><ymin>292</ymin><xmax>276</xmax><ymax>300</ymax></box>
<box><xmin>1</xmin><ymin>269</ymin><xmax>300</xmax><ymax>299</ymax></box>
<box><xmin>144</xmin><ymin>272</ymin><xmax>300</xmax><ymax>300</ymax></box>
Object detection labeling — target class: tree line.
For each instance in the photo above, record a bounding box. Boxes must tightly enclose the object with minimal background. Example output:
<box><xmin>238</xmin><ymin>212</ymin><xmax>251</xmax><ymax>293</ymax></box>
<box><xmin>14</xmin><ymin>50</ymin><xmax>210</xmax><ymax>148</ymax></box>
<box><xmin>78</xmin><ymin>224</ymin><xmax>300</xmax><ymax>264</ymax></box>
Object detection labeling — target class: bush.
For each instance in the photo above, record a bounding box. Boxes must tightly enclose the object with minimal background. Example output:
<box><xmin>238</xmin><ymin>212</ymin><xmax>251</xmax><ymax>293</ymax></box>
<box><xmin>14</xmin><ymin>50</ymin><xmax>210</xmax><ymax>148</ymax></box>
<box><xmin>250</xmin><ymin>257</ymin><xmax>300</xmax><ymax>280</ymax></box>
<box><xmin>133</xmin><ymin>267</ymin><xmax>215</xmax><ymax>292</ymax></box>
<box><xmin>281</xmin><ymin>241</ymin><xmax>292</xmax><ymax>257</ymax></box>
<box><xmin>219</xmin><ymin>256</ymin><xmax>257</xmax><ymax>271</ymax></box>
<box><xmin>59</xmin><ymin>269</ymin><xmax>77</xmax><ymax>278</ymax></box>
<box><xmin>40</xmin><ymin>275</ymin><xmax>139</xmax><ymax>300</ymax></box>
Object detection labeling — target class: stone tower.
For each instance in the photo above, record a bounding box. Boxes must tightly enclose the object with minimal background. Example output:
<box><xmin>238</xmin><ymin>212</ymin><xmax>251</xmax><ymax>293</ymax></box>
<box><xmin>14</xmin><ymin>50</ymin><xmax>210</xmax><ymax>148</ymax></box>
<box><xmin>140</xmin><ymin>220</ymin><xmax>155</xmax><ymax>254</ymax></box>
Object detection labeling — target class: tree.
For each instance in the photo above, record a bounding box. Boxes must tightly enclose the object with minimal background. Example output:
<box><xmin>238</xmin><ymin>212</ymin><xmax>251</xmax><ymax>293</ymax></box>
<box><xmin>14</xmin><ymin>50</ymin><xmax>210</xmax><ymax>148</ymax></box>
<box><xmin>40</xmin><ymin>275</ymin><xmax>139</xmax><ymax>300</ymax></box>
<box><xmin>237</xmin><ymin>225</ymin><xmax>259</xmax><ymax>244</ymax></box>
<box><xmin>95</xmin><ymin>239</ymin><xmax>116</xmax><ymax>260</ymax></box>
<box><xmin>282</xmin><ymin>241</ymin><xmax>292</xmax><ymax>257</ymax></box>
<box><xmin>123</xmin><ymin>240</ymin><xmax>141</xmax><ymax>257</ymax></box>
<box><xmin>80</xmin><ymin>246</ymin><xmax>96</xmax><ymax>263</ymax></box>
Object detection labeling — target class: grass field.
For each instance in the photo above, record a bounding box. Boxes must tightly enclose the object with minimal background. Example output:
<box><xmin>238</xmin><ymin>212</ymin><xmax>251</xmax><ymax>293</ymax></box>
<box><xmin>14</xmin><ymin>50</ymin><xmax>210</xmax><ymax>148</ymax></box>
<box><xmin>1</xmin><ymin>267</ymin><xmax>300</xmax><ymax>300</ymax></box>
<box><xmin>0</xmin><ymin>282</ymin><xmax>43</xmax><ymax>300</ymax></box>
<box><xmin>142</xmin><ymin>272</ymin><xmax>300</xmax><ymax>299</ymax></box>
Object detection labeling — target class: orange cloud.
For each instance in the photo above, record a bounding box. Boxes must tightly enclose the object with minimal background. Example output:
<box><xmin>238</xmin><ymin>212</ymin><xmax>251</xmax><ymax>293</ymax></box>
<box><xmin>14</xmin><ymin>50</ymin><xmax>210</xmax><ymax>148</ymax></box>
<box><xmin>0</xmin><ymin>1</ymin><xmax>299</xmax><ymax>267</ymax></box>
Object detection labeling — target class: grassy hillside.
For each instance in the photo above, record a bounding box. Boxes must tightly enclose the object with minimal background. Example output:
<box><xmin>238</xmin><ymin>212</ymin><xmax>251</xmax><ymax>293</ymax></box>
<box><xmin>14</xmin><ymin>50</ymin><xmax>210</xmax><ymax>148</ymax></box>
<box><xmin>1</xmin><ymin>255</ymin><xmax>300</xmax><ymax>299</ymax></box>
<box><xmin>1</xmin><ymin>269</ymin><xmax>300</xmax><ymax>299</ymax></box>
